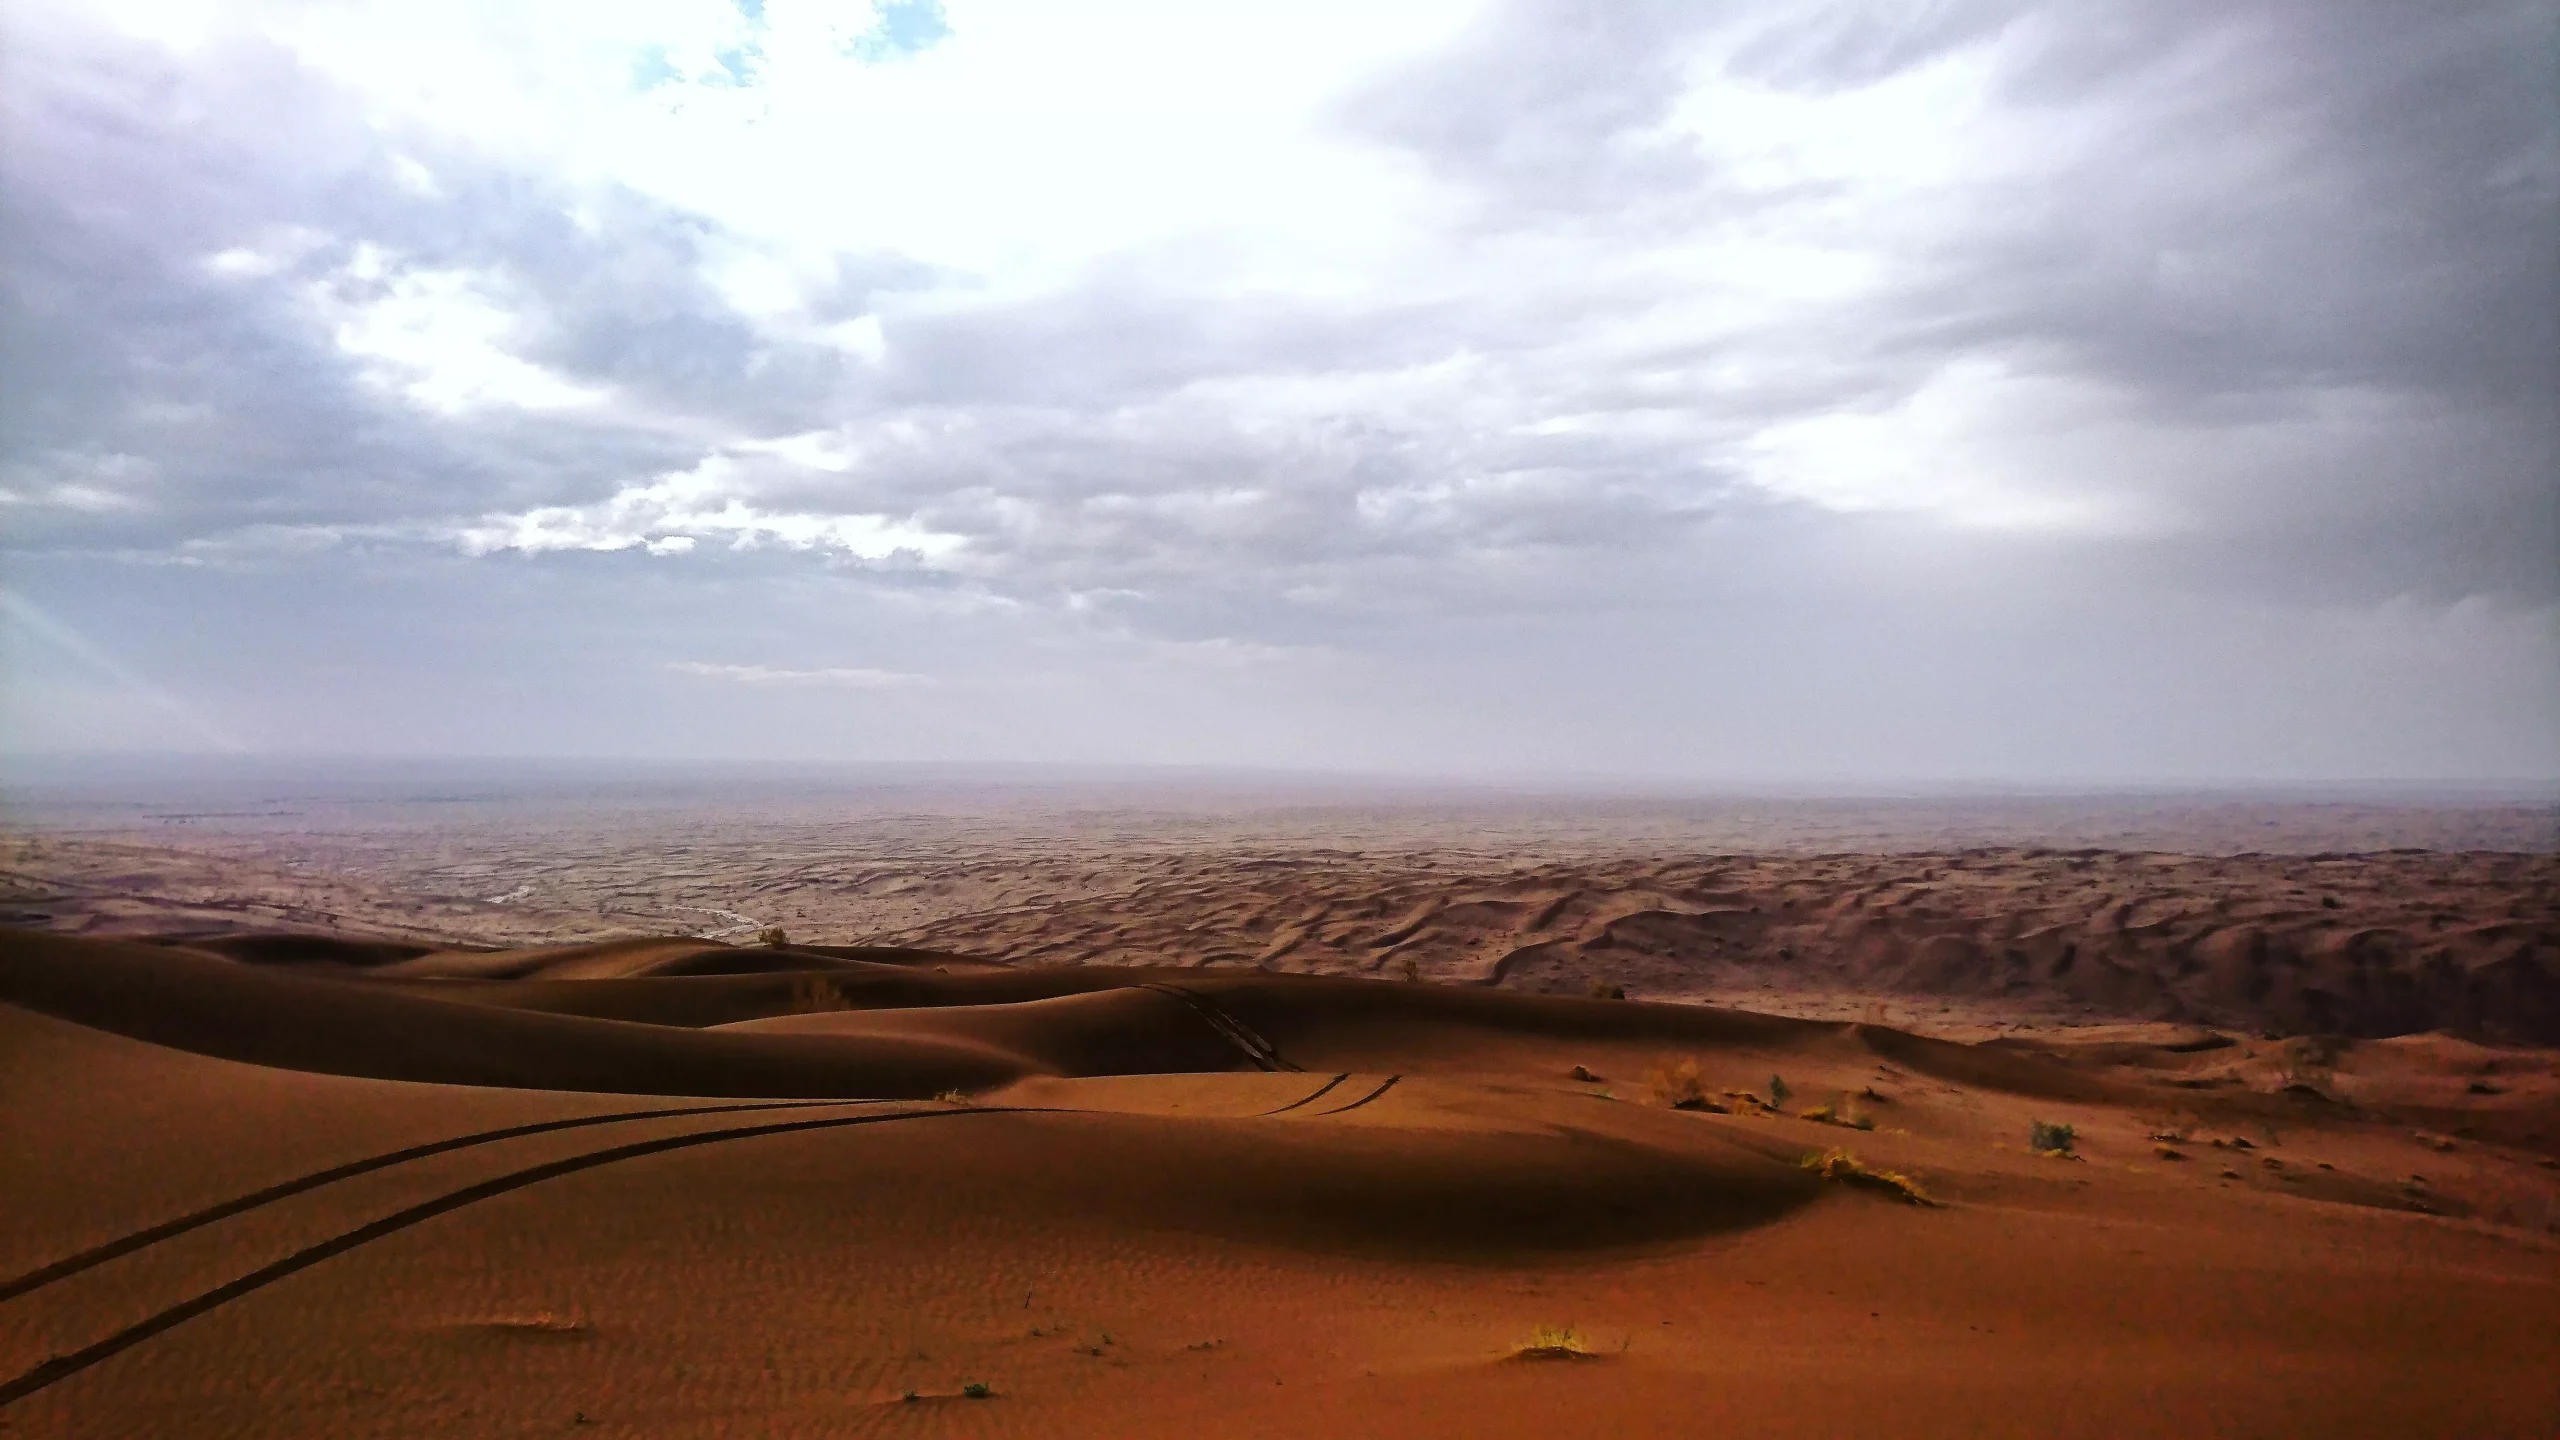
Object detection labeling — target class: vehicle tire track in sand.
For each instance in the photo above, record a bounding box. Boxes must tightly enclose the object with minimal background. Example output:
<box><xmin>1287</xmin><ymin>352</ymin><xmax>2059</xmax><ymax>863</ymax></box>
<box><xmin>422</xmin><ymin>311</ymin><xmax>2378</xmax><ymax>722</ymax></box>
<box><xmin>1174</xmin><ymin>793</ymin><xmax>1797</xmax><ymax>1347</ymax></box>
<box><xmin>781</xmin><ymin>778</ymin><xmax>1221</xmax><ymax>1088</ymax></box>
<box><xmin>1137</xmin><ymin>982</ymin><xmax>1301</xmax><ymax>1071</ymax></box>
<box><xmin>0</xmin><ymin>1099</ymin><xmax>880</xmax><ymax>1304</ymax></box>
<box><xmin>1312</xmin><ymin>1076</ymin><xmax>1401</xmax><ymax>1116</ymax></box>
<box><xmin>0</xmin><ymin>1105</ymin><xmax>1035</xmax><ymax>1409</ymax></box>
<box><xmin>1255</xmin><ymin>1073</ymin><xmax>1350</xmax><ymax>1115</ymax></box>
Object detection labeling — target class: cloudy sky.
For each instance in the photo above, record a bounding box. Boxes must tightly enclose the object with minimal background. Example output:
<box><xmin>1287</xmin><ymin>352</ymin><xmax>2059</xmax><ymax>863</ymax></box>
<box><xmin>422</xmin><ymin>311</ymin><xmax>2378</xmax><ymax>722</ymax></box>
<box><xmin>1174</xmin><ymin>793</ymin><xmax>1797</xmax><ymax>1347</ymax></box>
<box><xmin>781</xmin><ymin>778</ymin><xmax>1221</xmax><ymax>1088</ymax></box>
<box><xmin>2</xmin><ymin>0</ymin><xmax>2553</xmax><ymax>782</ymax></box>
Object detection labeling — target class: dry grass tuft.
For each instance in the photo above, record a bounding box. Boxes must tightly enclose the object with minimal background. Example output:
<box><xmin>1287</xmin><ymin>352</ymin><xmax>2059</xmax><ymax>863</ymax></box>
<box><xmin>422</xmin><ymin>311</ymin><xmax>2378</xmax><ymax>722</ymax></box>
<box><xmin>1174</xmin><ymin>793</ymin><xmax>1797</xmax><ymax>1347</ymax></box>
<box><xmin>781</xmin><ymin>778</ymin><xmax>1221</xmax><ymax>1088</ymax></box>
<box><xmin>1645</xmin><ymin>1058</ymin><xmax>1728</xmax><ymax>1111</ymax></box>
<box><xmin>476</xmin><ymin>1310</ymin><xmax>590</xmax><ymax>1336</ymax></box>
<box><xmin>1515</xmin><ymin>1324</ymin><xmax>1594</xmax><ymax>1359</ymax></box>
<box><xmin>1799</xmin><ymin>1147</ymin><xmax>1936</xmax><ymax>1206</ymax></box>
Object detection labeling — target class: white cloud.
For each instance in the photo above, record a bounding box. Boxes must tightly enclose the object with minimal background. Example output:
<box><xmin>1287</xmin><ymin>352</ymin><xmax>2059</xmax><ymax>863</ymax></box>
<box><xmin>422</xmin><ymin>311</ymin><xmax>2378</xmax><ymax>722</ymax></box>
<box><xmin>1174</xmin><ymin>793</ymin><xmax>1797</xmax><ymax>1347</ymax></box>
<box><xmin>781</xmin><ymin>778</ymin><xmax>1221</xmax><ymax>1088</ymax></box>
<box><xmin>0</xmin><ymin>451</ymin><xmax>158</xmax><ymax>512</ymax></box>
<box><xmin>1740</xmin><ymin>361</ymin><xmax>2173</xmax><ymax>534</ymax></box>
<box><xmin>7</xmin><ymin>0</ymin><xmax>2551</xmax><ymax>777</ymax></box>
<box><xmin>451</xmin><ymin>453</ymin><xmax>964</xmax><ymax>560</ymax></box>
<box><xmin>313</xmin><ymin>246</ymin><xmax>608</xmax><ymax>414</ymax></box>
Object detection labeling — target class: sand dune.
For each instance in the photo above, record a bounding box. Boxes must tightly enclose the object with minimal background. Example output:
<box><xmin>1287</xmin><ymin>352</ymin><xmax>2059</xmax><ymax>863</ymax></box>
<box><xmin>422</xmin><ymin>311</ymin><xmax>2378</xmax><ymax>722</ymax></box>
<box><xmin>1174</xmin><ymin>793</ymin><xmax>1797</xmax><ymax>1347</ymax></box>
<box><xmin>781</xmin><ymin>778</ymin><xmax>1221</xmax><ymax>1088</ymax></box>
<box><xmin>13</xmin><ymin>824</ymin><xmax>2555</xmax><ymax>1048</ymax></box>
<box><xmin>6</xmin><ymin>925</ymin><xmax>2559</xmax><ymax>1437</ymax></box>
<box><xmin>881</xmin><ymin>849</ymin><xmax>2560</xmax><ymax>1042</ymax></box>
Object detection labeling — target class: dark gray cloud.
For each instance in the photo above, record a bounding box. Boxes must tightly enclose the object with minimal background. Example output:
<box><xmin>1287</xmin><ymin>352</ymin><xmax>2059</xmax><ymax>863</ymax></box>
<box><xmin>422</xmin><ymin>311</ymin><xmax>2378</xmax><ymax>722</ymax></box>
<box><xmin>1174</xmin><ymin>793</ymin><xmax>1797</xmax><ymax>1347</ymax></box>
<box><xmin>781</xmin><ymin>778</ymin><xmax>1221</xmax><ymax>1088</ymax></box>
<box><xmin>0</xmin><ymin>0</ymin><xmax>2550</xmax><ymax>776</ymax></box>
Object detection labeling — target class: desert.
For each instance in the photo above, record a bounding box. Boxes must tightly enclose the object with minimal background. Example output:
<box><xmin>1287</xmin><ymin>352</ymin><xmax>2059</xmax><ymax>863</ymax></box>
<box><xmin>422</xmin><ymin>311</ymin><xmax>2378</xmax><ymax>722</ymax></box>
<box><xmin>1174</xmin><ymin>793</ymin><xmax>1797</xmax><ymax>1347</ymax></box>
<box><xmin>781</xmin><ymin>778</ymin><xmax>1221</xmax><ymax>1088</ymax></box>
<box><xmin>6</xmin><ymin>1</ymin><xmax>2556</xmax><ymax>1434</ymax></box>
<box><xmin>5</xmin><ymin>784</ymin><xmax>2559</xmax><ymax>1438</ymax></box>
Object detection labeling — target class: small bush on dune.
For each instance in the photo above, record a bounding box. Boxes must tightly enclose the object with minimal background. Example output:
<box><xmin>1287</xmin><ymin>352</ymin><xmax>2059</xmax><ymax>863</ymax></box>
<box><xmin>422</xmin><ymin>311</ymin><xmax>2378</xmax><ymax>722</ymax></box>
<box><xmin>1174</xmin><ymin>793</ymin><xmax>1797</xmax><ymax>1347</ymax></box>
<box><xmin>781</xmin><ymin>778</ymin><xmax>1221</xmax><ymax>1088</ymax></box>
<box><xmin>1646</xmin><ymin>1059</ymin><xmax>1727</xmax><ymax>1111</ymax></box>
<box><xmin>961</xmin><ymin>1381</ymin><xmax>993</xmax><ymax>1399</ymax></box>
<box><xmin>1587</xmin><ymin>978</ymin><xmax>1627</xmax><ymax>1000</ymax></box>
<box><xmin>757</xmin><ymin>926</ymin><xmax>790</xmax><ymax>947</ymax></box>
<box><xmin>2029</xmin><ymin>1119</ymin><xmax>2078</xmax><ymax>1156</ymax></box>
<box><xmin>1768</xmin><ymin>1074</ymin><xmax>1793</xmax><ymax>1111</ymax></box>
<box><xmin>1516</xmin><ymin>1324</ymin><xmax>1592</xmax><ymax>1359</ymax></box>
<box><xmin>935</xmin><ymin>1087</ymin><xmax>971</xmax><ymax>1105</ymax></box>
<box><xmin>1799</xmin><ymin>1147</ymin><xmax>1935</xmax><ymax>1205</ymax></box>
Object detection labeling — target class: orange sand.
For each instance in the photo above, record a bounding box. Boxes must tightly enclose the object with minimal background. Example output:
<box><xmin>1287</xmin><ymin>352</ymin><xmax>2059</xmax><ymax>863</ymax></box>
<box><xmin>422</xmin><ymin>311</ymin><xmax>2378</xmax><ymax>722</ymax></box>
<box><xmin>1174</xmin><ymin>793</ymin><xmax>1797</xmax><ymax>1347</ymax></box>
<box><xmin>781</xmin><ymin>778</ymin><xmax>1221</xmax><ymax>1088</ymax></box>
<box><xmin>5</xmin><ymin>927</ymin><xmax>2557</xmax><ymax>1438</ymax></box>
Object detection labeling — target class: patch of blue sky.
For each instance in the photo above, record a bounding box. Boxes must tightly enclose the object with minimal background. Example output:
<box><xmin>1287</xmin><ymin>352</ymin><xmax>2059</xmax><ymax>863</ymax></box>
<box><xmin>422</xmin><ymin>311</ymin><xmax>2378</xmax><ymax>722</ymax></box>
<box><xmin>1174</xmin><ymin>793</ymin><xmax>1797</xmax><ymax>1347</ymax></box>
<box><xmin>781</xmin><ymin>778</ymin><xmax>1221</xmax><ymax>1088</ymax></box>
<box><xmin>708</xmin><ymin>43</ymin><xmax>761</xmax><ymax>86</ymax></box>
<box><xmin>845</xmin><ymin>0</ymin><xmax>951</xmax><ymax>62</ymax></box>
<box><xmin>631</xmin><ymin>44</ymin><xmax>683</xmax><ymax>92</ymax></box>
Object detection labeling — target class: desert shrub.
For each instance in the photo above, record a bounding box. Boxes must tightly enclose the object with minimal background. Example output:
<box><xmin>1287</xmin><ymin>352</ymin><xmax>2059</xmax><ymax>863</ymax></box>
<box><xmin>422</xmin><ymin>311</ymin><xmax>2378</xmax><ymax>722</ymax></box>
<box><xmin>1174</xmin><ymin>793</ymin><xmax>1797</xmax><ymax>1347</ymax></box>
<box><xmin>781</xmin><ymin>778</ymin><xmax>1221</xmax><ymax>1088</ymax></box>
<box><xmin>1396</xmin><ymin>956</ymin><xmax>1421</xmax><ymax>982</ymax></box>
<box><xmin>1768</xmin><ymin>1073</ymin><xmax>1792</xmax><ymax>1110</ymax></box>
<box><xmin>757</xmin><ymin>925</ymin><xmax>789</xmax><ymax>947</ymax></box>
<box><xmin>1798</xmin><ymin>1147</ymin><xmax>1934</xmax><ymax>1205</ymax></box>
<box><xmin>1517</xmin><ymin>1324</ymin><xmax>1589</xmax><ymax>1357</ymax></box>
<box><xmin>935</xmin><ymin>1087</ymin><xmax>970</xmax><ymax>1105</ymax></box>
<box><xmin>2028</xmin><ymin>1119</ymin><xmax>2078</xmax><ymax>1155</ymax></box>
<box><xmin>961</xmin><ymin>1382</ymin><xmax>993</xmax><ymax>1399</ymax></box>
<box><xmin>1587</xmin><ymin>979</ymin><xmax>1627</xmax><ymax>1000</ymax></box>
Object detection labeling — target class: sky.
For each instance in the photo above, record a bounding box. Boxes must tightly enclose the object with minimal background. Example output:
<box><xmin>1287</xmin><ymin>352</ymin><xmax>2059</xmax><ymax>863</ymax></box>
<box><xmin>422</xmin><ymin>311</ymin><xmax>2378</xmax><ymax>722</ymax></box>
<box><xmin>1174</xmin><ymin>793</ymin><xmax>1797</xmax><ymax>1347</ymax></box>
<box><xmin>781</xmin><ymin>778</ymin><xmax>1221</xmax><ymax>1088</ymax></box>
<box><xmin>1</xmin><ymin>0</ymin><xmax>2554</xmax><ymax>783</ymax></box>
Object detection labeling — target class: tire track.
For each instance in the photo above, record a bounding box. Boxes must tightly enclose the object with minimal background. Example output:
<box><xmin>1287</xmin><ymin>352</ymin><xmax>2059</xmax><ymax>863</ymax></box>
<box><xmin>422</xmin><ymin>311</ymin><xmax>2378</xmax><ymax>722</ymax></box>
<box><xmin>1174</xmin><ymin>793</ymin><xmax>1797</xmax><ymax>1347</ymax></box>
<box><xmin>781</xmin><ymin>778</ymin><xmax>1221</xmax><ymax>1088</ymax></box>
<box><xmin>0</xmin><ymin>1099</ymin><xmax>876</xmax><ymax>1304</ymax></box>
<box><xmin>1137</xmin><ymin>983</ymin><xmax>1300</xmax><ymax>1071</ymax></box>
<box><xmin>1313</xmin><ymin>1075</ymin><xmax>1401</xmax><ymax>1116</ymax></box>
<box><xmin>0</xmin><ymin>1105</ymin><xmax>1030</xmax><ymax>1409</ymax></box>
<box><xmin>1255</xmin><ymin>1073</ymin><xmax>1350</xmax><ymax>1115</ymax></box>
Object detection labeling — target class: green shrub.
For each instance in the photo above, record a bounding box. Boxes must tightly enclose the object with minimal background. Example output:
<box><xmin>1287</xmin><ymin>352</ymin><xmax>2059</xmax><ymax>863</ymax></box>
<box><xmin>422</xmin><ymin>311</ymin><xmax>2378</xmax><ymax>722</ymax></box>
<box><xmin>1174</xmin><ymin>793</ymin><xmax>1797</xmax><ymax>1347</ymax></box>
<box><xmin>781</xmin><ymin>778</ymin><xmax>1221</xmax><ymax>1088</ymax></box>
<box><xmin>2028</xmin><ymin>1119</ymin><xmax>2078</xmax><ymax>1155</ymax></box>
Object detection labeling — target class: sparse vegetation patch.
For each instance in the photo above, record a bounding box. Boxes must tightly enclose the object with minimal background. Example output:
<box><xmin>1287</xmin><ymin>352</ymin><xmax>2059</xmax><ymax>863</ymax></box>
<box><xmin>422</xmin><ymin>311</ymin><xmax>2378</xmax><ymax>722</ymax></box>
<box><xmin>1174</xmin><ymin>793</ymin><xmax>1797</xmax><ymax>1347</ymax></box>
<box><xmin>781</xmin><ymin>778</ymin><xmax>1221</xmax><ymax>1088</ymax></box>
<box><xmin>1799</xmin><ymin>1147</ymin><xmax>1935</xmax><ymax>1205</ymax></box>
<box><xmin>1515</xmin><ymin>1324</ymin><xmax>1594</xmax><ymax>1360</ymax></box>
<box><xmin>1645</xmin><ymin>1059</ymin><xmax>1727</xmax><ymax>1111</ymax></box>
<box><xmin>2028</xmin><ymin>1119</ymin><xmax>2078</xmax><ymax>1156</ymax></box>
